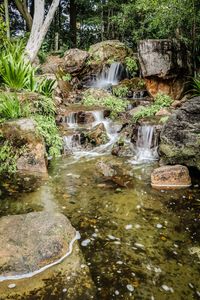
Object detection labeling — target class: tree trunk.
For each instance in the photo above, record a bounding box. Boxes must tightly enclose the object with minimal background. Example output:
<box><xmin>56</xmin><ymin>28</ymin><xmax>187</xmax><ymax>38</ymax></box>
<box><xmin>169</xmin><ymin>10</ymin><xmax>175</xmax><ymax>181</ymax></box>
<box><xmin>14</xmin><ymin>0</ymin><xmax>33</xmax><ymax>31</ymax></box>
<box><xmin>4</xmin><ymin>0</ymin><xmax>10</xmax><ymax>39</ymax></box>
<box><xmin>69</xmin><ymin>0</ymin><xmax>77</xmax><ymax>47</ymax></box>
<box><xmin>25</xmin><ymin>0</ymin><xmax>60</xmax><ymax>62</ymax></box>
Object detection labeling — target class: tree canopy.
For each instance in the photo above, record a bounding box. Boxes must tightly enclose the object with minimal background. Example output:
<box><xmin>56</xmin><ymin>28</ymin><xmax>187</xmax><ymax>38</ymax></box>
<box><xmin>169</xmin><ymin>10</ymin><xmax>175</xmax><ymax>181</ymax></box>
<box><xmin>1</xmin><ymin>0</ymin><xmax>200</xmax><ymax>64</ymax></box>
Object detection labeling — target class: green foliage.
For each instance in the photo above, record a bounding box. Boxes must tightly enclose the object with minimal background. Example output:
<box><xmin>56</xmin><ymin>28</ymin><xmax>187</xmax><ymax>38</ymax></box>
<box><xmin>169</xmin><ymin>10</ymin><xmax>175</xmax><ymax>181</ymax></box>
<box><xmin>0</xmin><ymin>139</ymin><xmax>26</xmax><ymax>175</ymax></box>
<box><xmin>56</xmin><ymin>68</ymin><xmax>72</xmax><ymax>82</ymax></box>
<box><xmin>0</xmin><ymin>93</ymin><xmax>30</xmax><ymax>121</ymax></box>
<box><xmin>0</xmin><ymin>141</ymin><xmax>18</xmax><ymax>174</ymax></box>
<box><xmin>154</xmin><ymin>93</ymin><xmax>173</xmax><ymax>107</ymax></box>
<box><xmin>133</xmin><ymin>93</ymin><xmax>173</xmax><ymax>122</ymax></box>
<box><xmin>125</xmin><ymin>57</ymin><xmax>138</xmax><ymax>76</ymax></box>
<box><xmin>33</xmin><ymin>114</ymin><xmax>62</xmax><ymax>157</ymax></box>
<box><xmin>112</xmin><ymin>85</ymin><xmax>128</xmax><ymax>97</ymax></box>
<box><xmin>191</xmin><ymin>76</ymin><xmax>200</xmax><ymax>96</ymax></box>
<box><xmin>0</xmin><ymin>5</ymin><xmax>6</xmax><ymax>45</ymax></box>
<box><xmin>137</xmin><ymin>79</ymin><xmax>146</xmax><ymax>89</ymax></box>
<box><xmin>37</xmin><ymin>78</ymin><xmax>56</xmax><ymax>98</ymax></box>
<box><xmin>33</xmin><ymin>96</ymin><xmax>56</xmax><ymax>116</ymax></box>
<box><xmin>0</xmin><ymin>40</ymin><xmax>37</xmax><ymax>90</ymax></box>
<box><xmin>82</xmin><ymin>92</ymin><xmax>128</xmax><ymax>118</ymax></box>
<box><xmin>62</xmin><ymin>73</ymin><xmax>72</xmax><ymax>82</ymax></box>
<box><xmin>159</xmin><ymin>116</ymin><xmax>169</xmax><ymax>124</ymax></box>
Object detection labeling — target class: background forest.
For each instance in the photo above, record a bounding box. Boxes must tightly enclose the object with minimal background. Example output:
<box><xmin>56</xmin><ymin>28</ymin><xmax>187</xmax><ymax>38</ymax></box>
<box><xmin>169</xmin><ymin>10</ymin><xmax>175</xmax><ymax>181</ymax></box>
<box><xmin>1</xmin><ymin>0</ymin><xmax>200</xmax><ymax>64</ymax></box>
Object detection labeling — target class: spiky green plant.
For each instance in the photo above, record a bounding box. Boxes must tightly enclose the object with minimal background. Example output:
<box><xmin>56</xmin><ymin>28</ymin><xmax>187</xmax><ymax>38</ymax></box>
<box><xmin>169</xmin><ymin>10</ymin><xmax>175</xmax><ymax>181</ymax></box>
<box><xmin>37</xmin><ymin>78</ymin><xmax>56</xmax><ymax>98</ymax></box>
<box><xmin>0</xmin><ymin>93</ymin><xmax>30</xmax><ymax>120</ymax></box>
<box><xmin>191</xmin><ymin>76</ymin><xmax>200</xmax><ymax>96</ymax></box>
<box><xmin>0</xmin><ymin>40</ymin><xmax>37</xmax><ymax>90</ymax></box>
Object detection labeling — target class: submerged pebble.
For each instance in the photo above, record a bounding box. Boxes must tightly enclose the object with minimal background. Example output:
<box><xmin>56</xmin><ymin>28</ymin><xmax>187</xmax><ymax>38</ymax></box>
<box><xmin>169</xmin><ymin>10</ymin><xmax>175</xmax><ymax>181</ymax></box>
<box><xmin>8</xmin><ymin>284</ymin><xmax>16</xmax><ymax>289</ymax></box>
<box><xmin>156</xmin><ymin>224</ymin><xmax>163</xmax><ymax>229</ymax></box>
<box><xmin>126</xmin><ymin>284</ymin><xmax>134</xmax><ymax>292</ymax></box>
<box><xmin>125</xmin><ymin>224</ymin><xmax>132</xmax><ymax>230</ymax></box>
<box><xmin>161</xmin><ymin>285</ymin><xmax>174</xmax><ymax>293</ymax></box>
<box><xmin>81</xmin><ymin>239</ymin><xmax>91</xmax><ymax>246</ymax></box>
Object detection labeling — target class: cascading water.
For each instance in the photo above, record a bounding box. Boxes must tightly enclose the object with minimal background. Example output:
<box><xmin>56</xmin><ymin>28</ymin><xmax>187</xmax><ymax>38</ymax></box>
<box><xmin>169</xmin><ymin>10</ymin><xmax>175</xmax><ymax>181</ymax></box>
<box><xmin>63</xmin><ymin>110</ymin><xmax>120</xmax><ymax>158</ymax></box>
<box><xmin>134</xmin><ymin>125</ymin><xmax>158</xmax><ymax>163</ymax></box>
<box><xmin>65</xmin><ymin>112</ymin><xmax>78</xmax><ymax>128</ymax></box>
<box><xmin>90</xmin><ymin>62</ymin><xmax>127</xmax><ymax>89</ymax></box>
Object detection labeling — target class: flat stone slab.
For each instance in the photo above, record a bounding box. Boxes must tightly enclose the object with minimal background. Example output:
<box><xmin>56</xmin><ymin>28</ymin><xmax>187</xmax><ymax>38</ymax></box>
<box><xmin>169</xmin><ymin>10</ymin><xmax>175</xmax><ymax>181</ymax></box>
<box><xmin>0</xmin><ymin>212</ymin><xmax>77</xmax><ymax>279</ymax></box>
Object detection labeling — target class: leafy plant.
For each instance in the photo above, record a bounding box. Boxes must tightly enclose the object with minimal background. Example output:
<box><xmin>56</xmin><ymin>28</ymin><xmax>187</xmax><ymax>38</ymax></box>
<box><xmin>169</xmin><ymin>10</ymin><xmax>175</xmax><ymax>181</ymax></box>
<box><xmin>0</xmin><ymin>93</ymin><xmax>30</xmax><ymax>120</ymax></box>
<box><xmin>56</xmin><ymin>67</ymin><xmax>71</xmax><ymax>82</ymax></box>
<box><xmin>82</xmin><ymin>92</ymin><xmax>128</xmax><ymax>118</ymax></box>
<box><xmin>0</xmin><ymin>40</ymin><xmax>37</xmax><ymax>90</ymax></box>
<box><xmin>37</xmin><ymin>78</ymin><xmax>56</xmax><ymax>97</ymax></box>
<box><xmin>33</xmin><ymin>96</ymin><xmax>56</xmax><ymax>116</ymax></box>
<box><xmin>159</xmin><ymin>116</ymin><xmax>169</xmax><ymax>124</ymax></box>
<box><xmin>112</xmin><ymin>85</ymin><xmax>128</xmax><ymax>97</ymax></box>
<box><xmin>125</xmin><ymin>57</ymin><xmax>138</xmax><ymax>76</ymax></box>
<box><xmin>33</xmin><ymin>114</ymin><xmax>62</xmax><ymax>157</ymax></box>
<box><xmin>0</xmin><ymin>141</ymin><xmax>18</xmax><ymax>174</ymax></box>
<box><xmin>191</xmin><ymin>76</ymin><xmax>200</xmax><ymax>96</ymax></box>
<box><xmin>133</xmin><ymin>92</ymin><xmax>173</xmax><ymax>122</ymax></box>
<box><xmin>0</xmin><ymin>140</ymin><xmax>26</xmax><ymax>175</ymax></box>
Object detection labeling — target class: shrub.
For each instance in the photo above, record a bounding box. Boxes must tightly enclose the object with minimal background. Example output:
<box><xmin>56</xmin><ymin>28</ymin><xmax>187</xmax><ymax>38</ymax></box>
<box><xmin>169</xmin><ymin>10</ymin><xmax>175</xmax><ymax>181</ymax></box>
<box><xmin>33</xmin><ymin>95</ymin><xmax>56</xmax><ymax>116</ymax></box>
<box><xmin>33</xmin><ymin>114</ymin><xmax>62</xmax><ymax>157</ymax></box>
<box><xmin>0</xmin><ymin>140</ymin><xmax>26</xmax><ymax>174</ymax></box>
<box><xmin>112</xmin><ymin>85</ymin><xmax>128</xmax><ymax>97</ymax></box>
<box><xmin>82</xmin><ymin>92</ymin><xmax>128</xmax><ymax>118</ymax></box>
<box><xmin>125</xmin><ymin>57</ymin><xmax>138</xmax><ymax>77</ymax></box>
<box><xmin>133</xmin><ymin>92</ymin><xmax>173</xmax><ymax>122</ymax></box>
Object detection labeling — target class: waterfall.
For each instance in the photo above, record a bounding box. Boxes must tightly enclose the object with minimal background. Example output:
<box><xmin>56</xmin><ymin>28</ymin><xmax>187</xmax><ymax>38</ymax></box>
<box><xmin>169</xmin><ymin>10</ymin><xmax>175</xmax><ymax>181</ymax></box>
<box><xmin>133</xmin><ymin>91</ymin><xmax>145</xmax><ymax>99</ymax></box>
<box><xmin>90</xmin><ymin>62</ymin><xmax>126</xmax><ymax>89</ymax></box>
<box><xmin>63</xmin><ymin>134</ymin><xmax>81</xmax><ymax>153</ymax></box>
<box><xmin>134</xmin><ymin>125</ymin><xmax>158</xmax><ymax>162</ymax></box>
<box><xmin>65</xmin><ymin>112</ymin><xmax>77</xmax><ymax>128</ymax></box>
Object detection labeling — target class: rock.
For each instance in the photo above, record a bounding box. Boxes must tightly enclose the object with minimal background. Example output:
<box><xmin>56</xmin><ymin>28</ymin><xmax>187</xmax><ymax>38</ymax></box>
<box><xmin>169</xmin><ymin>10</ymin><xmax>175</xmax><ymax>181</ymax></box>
<box><xmin>171</xmin><ymin>100</ymin><xmax>182</xmax><ymax>108</ymax></box>
<box><xmin>0</xmin><ymin>212</ymin><xmax>95</xmax><ymax>299</ymax></box>
<box><xmin>151</xmin><ymin>165</ymin><xmax>191</xmax><ymax>190</ymax></box>
<box><xmin>0</xmin><ymin>118</ymin><xmax>47</xmax><ymax>175</ymax></box>
<box><xmin>159</xmin><ymin>97</ymin><xmax>200</xmax><ymax>170</ymax></box>
<box><xmin>138</xmin><ymin>39</ymin><xmax>192</xmax><ymax>99</ymax></box>
<box><xmin>57</xmin><ymin>80</ymin><xmax>73</xmax><ymax>100</ymax></box>
<box><xmin>86</xmin><ymin>123</ymin><xmax>109</xmax><ymax>146</ymax></box>
<box><xmin>155</xmin><ymin>108</ymin><xmax>171</xmax><ymax>116</ymax></box>
<box><xmin>63</xmin><ymin>48</ymin><xmax>90</xmax><ymax>76</ymax></box>
<box><xmin>89</xmin><ymin>40</ymin><xmax>133</xmax><ymax>65</ymax></box>
<box><xmin>96</xmin><ymin>160</ymin><xmax>133</xmax><ymax>188</ymax></box>
<box><xmin>0</xmin><ymin>212</ymin><xmax>76</xmax><ymax>276</ymax></box>
<box><xmin>112</xmin><ymin>140</ymin><xmax>133</xmax><ymax>157</ymax></box>
<box><xmin>40</xmin><ymin>55</ymin><xmax>63</xmax><ymax>74</ymax></box>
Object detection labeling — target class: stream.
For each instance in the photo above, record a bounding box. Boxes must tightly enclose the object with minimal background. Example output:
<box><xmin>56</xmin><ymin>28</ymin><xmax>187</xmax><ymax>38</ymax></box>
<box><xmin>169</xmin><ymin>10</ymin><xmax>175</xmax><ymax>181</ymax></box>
<box><xmin>0</xmin><ymin>109</ymin><xmax>200</xmax><ymax>300</ymax></box>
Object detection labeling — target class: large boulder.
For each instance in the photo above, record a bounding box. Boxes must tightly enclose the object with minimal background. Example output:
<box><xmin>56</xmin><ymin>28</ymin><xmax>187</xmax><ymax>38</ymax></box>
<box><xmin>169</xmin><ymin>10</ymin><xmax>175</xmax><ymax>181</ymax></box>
<box><xmin>62</xmin><ymin>48</ymin><xmax>90</xmax><ymax>76</ymax></box>
<box><xmin>159</xmin><ymin>97</ymin><xmax>200</xmax><ymax>170</ymax></box>
<box><xmin>0</xmin><ymin>118</ymin><xmax>47</xmax><ymax>175</ymax></box>
<box><xmin>0</xmin><ymin>212</ymin><xmax>95</xmax><ymax>299</ymax></box>
<box><xmin>151</xmin><ymin>165</ymin><xmax>191</xmax><ymax>190</ymax></box>
<box><xmin>40</xmin><ymin>55</ymin><xmax>63</xmax><ymax>74</ymax></box>
<box><xmin>88</xmin><ymin>40</ymin><xmax>134</xmax><ymax>77</ymax></box>
<box><xmin>89</xmin><ymin>40</ymin><xmax>133</xmax><ymax>64</ymax></box>
<box><xmin>138</xmin><ymin>39</ymin><xmax>192</xmax><ymax>99</ymax></box>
